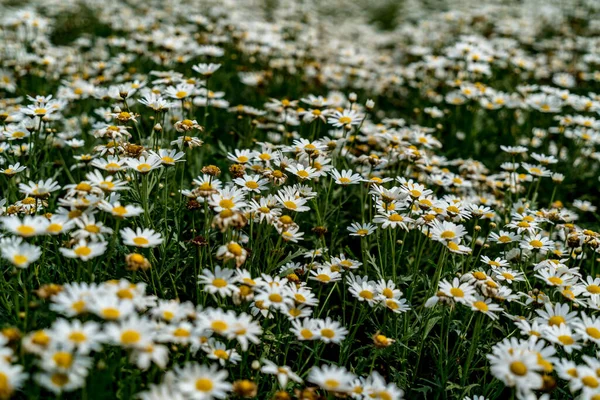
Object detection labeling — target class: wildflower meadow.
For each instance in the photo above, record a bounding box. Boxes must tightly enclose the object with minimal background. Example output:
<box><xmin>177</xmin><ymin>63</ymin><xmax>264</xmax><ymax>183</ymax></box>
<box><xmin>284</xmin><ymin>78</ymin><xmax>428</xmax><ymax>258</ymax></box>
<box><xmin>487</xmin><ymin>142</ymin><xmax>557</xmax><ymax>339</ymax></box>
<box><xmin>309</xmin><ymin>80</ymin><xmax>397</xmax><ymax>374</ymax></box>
<box><xmin>1</xmin><ymin>0</ymin><xmax>600</xmax><ymax>399</ymax></box>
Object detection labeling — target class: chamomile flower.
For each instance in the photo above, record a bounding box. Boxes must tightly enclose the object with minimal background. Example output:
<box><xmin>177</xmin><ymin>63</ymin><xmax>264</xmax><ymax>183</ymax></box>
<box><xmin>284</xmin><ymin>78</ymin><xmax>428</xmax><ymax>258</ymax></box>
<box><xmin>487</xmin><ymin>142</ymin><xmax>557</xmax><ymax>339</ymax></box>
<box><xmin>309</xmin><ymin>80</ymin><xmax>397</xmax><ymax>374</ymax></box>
<box><xmin>120</xmin><ymin>227</ymin><xmax>163</xmax><ymax>248</ymax></box>
<box><xmin>439</xmin><ymin>278</ymin><xmax>476</xmax><ymax>304</ymax></box>
<box><xmin>233</xmin><ymin>174</ymin><xmax>268</xmax><ymax>193</ymax></box>
<box><xmin>99</xmin><ymin>201</ymin><xmax>144</xmax><ymax>218</ymax></box>
<box><xmin>59</xmin><ymin>240</ymin><xmax>107</xmax><ymax>261</ymax></box>
<box><xmin>1</xmin><ymin>240</ymin><xmax>42</xmax><ymax>268</ymax></box>
<box><xmin>126</xmin><ymin>155</ymin><xmax>163</xmax><ymax>174</ymax></box>
<box><xmin>430</xmin><ymin>220</ymin><xmax>467</xmax><ymax>243</ymax></box>
<box><xmin>330</xmin><ymin>169</ymin><xmax>363</xmax><ymax>185</ymax></box>
<box><xmin>198</xmin><ymin>266</ymin><xmax>239</xmax><ymax>298</ymax></box>
<box><xmin>175</xmin><ymin>363</ymin><xmax>232</xmax><ymax>400</ymax></box>
<box><xmin>470</xmin><ymin>297</ymin><xmax>503</xmax><ymax>320</ymax></box>
<box><xmin>260</xmin><ymin>360</ymin><xmax>302</xmax><ymax>388</ymax></box>
<box><xmin>347</xmin><ymin>222</ymin><xmax>376</xmax><ymax>237</ymax></box>
<box><xmin>19</xmin><ymin>179</ymin><xmax>60</xmax><ymax>198</ymax></box>
<box><xmin>488</xmin><ymin>340</ymin><xmax>543</xmax><ymax>394</ymax></box>
<box><xmin>543</xmin><ymin>324</ymin><xmax>582</xmax><ymax>354</ymax></box>
<box><xmin>328</xmin><ymin>109</ymin><xmax>363</xmax><ymax>129</ymax></box>
<box><xmin>286</xmin><ymin>163</ymin><xmax>319</xmax><ymax>181</ymax></box>
<box><xmin>308</xmin><ymin>364</ymin><xmax>355</xmax><ymax>393</ymax></box>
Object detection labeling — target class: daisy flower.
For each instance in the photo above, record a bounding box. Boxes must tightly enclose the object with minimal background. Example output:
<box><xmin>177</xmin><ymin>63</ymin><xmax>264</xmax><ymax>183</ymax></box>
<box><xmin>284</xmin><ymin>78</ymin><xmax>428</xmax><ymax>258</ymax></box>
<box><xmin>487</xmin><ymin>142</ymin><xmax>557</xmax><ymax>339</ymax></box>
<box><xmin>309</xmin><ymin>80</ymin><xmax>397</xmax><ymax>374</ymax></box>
<box><xmin>120</xmin><ymin>227</ymin><xmax>163</xmax><ymax>248</ymax></box>
<box><xmin>198</xmin><ymin>266</ymin><xmax>239</xmax><ymax>298</ymax></box>
<box><xmin>286</xmin><ymin>163</ymin><xmax>319</xmax><ymax>181</ymax></box>
<box><xmin>212</xmin><ymin>313</ymin><xmax>255</xmax><ymax>352</ymax></box>
<box><xmin>275</xmin><ymin>192</ymin><xmax>310</xmax><ymax>212</ymax></box>
<box><xmin>308</xmin><ymin>364</ymin><xmax>355</xmax><ymax>393</ymax></box>
<box><xmin>18</xmin><ymin>178</ymin><xmax>60</xmax><ymax>198</ymax></box>
<box><xmin>215</xmin><ymin>242</ymin><xmax>248</xmax><ymax>267</ymax></box>
<box><xmin>429</xmin><ymin>220</ymin><xmax>467</xmax><ymax>243</ymax></box>
<box><xmin>203</xmin><ymin>339</ymin><xmax>241</xmax><ymax>366</ymax></box>
<box><xmin>519</xmin><ymin>234</ymin><xmax>554</xmax><ymax>252</ymax></box>
<box><xmin>0</xmin><ymin>162</ymin><xmax>26</xmax><ymax>177</ymax></box>
<box><xmin>347</xmin><ymin>222</ymin><xmax>376</xmax><ymax>237</ymax></box>
<box><xmin>330</xmin><ymin>169</ymin><xmax>363</xmax><ymax>185</ymax></box>
<box><xmin>542</xmin><ymin>324</ymin><xmax>582</xmax><ymax>354</ymax></box>
<box><xmin>309</xmin><ymin>268</ymin><xmax>342</xmax><ymax>284</ymax></box>
<box><xmin>1</xmin><ymin>239</ymin><xmax>42</xmax><ymax>268</ymax></box>
<box><xmin>373</xmin><ymin>212</ymin><xmax>412</xmax><ymax>230</ymax></box>
<box><xmin>192</xmin><ymin>63</ymin><xmax>221</xmax><ymax>77</ymax></box>
<box><xmin>150</xmin><ymin>149</ymin><xmax>186</xmax><ymax>166</ymax></box>
<box><xmin>327</xmin><ymin>109</ymin><xmax>363</xmax><ymax>128</ymax></box>
<box><xmin>174</xmin><ymin>363</ymin><xmax>232</xmax><ymax>400</ymax></box>
<box><xmin>59</xmin><ymin>240</ymin><xmax>107</xmax><ymax>261</ymax></box>
<box><xmin>209</xmin><ymin>187</ymin><xmax>247</xmax><ymax>212</ymax></box>
<box><xmin>99</xmin><ymin>201</ymin><xmax>144</xmax><ymax>218</ymax></box>
<box><xmin>260</xmin><ymin>360</ymin><xmax>303</xmax><ymax>388</ymax></box>
<box><xmin>439</xmin><ymin>278</ymin><xmax>476</xmax><ymax>304</ymax></box>
<box><xmin>126</xmin><ymin>155</ymin><xmax>163</xmax><ymax>174</ymax></box>
<box><xmin>470</xmin><ymin>297</ymin><xmax>503</xmax><ymax>320</ymax></box>
<box><xmin>487</xmin><ymin>340</ymin><xmax>543</xmax><ymax>394</ymax></box>
<box><xmin>233</xmin><ymin>174</ymin><xmax>268</xmax><ymax>193</ymax></box>
<box><xmin>0</xmin><ymin>359</ymin><xmax>28</xmax><ymax>398</ymax></box>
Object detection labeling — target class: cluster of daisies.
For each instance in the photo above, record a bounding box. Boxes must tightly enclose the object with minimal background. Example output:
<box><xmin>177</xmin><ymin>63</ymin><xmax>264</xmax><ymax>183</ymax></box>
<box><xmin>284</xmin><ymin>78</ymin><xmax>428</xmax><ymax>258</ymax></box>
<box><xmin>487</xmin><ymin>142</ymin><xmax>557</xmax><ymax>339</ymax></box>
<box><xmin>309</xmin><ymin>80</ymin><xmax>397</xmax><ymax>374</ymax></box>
<box><xmin>0</xmin><ymin>278</ymin><xmax>403</xmax><ymax>399</ymax></box>
<box><xmin>1</xmin><ymin>0</ymin><xmax>600</xmax><ymax>398</ymax></box>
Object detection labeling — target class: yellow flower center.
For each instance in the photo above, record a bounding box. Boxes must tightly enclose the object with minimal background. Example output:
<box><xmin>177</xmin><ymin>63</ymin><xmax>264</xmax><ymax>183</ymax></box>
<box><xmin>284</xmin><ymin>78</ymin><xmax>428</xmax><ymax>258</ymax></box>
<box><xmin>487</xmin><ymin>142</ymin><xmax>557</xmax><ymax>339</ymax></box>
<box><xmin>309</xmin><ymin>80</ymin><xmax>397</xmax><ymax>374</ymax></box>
<box><xmin>509</xmin><ymin>361</ymin><xmax>527</xmax><ymax>376</ymax></box>
<box><xmin>548</xmin><ymin>277</ymin><xmax>563</xmax><ymax>285</ymax></box>
<box><xmin>325</xmin><ymin>379</ymin><xmax>340</xmax><ymax>388</ymax></box>
<box><xmin>473</xmin><ymin>271</ymin><xmax>486</xmax><ymax>280</ymax></box>
<box><xmin>72</xmin><ymin>300</ymin><xmax>85</xmax><ymax>313</ymax></box>
<box><xmin>530</xmin><ymin>239</ymin><xmax>543</xmax><ymax>248</ymax></box>
<box><xmin>133</xmin><ymin>237</ymin><xmax>149</xmax><ymax>246</ymax></box>
<box><xmin>32</xmin><ymin>330</ymin><xmax>50</xmax><ymax>346</ymax></box>
<box><xmin>440</xmin><ymin>230</ymin><xmax>456</xmax><ymax>239</ymax></box>
<box><xmin>68</xmin><ymin>331</ymin><xmax>86</xmax><ymax>343</ymax></box>
<box><xmin>300</xmin><ymin>328</ymin><xmax>313</xmax><ymax>339</ymax></box>
<box><xmin>558</xmin><ymin>335</ymin><xmax>574</xmax><ymax>345</ymax></box>
<box><xmin>321</xmin><ymin>328</ymin><xmax>335</xmax><ymax>339</ymax></box>
<box><xmin>85</xmin><ymin>224</ymin><xmax>100</xmax><ymax>233</ymax></box>
<box><xmin>173</xmin><ymin>328</ymin><xmax>190</xmax><ymax>337</ymax></box>
<box><xmin>211</xmin><ymin>320</ymin><xmax>228</xmax><ymax>332</ymax></box>
<box><xmin>212</xmin><ymin>278</ymin><xmax>227</xmax><ymax>288</ymax></box>
<box><xmin>583</xmin><ymin>376</ymin><xmax>599</xmax><ymax>388</ymax></box>
<box><xmin>12</xmin><ymin>255</ymin><xmax>28</xmax><ymax>266</ymax></box>
<box><xmin>245</xmin><ymin>181</ymin><xmax>259</xmax><ymax>189</ymax></box>
<box><xmin>74</xmin><ymin>246</ymin><xmax>92</xmax><ymax>257</ymax></box>
<box><xmin>16</xmin><ymin>225</ymin><xmax>35</xmax><ymax>236</ymax></box>
<box><xmin>219</xmin><ymin>199</ymin><xmax>235</xmax><ymax>209</ymax></box>
<box><xmin>587</xmin><ymin>285</ymin><xmax>600</xmax><ymax>294</ymax></box>
<box><xmin>214</xmin><ymin>349</ymin><xmax>229</xmax><ymax>359</ymax></box>
<box><xmin>53</xmin><ymin>352</ymin><xmax>73</xmax><ymax>368</ymax></box>
<box><xmin>227</xmin><ymin>243</ymin><xmax>243</xmax><ymax>256</ymax></box>
<box><xmin>587</xmin><ymin>327</ymin><xmax>600</xmax><ymax>339</ymax></box>
<box><xmin>102</xmin><ymin>307</ymin><xmax>120</xmax><ymax>320</ymax></box>
<box><xmin>283</xmin><ymin>201</ymin><xmax>297</xmax><ymax>210</ymax></box>
<box><xmin>195</xmin><ymin>378</ymin><xmax>213</xmax><ymax>392</ymax></box>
